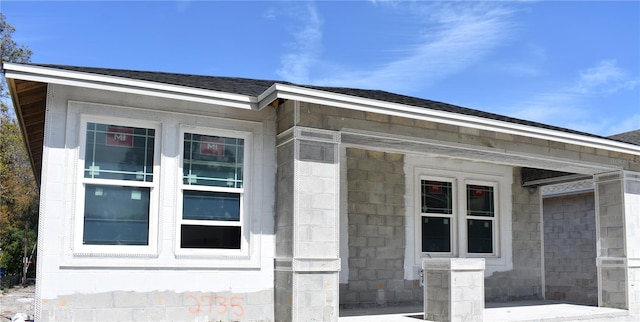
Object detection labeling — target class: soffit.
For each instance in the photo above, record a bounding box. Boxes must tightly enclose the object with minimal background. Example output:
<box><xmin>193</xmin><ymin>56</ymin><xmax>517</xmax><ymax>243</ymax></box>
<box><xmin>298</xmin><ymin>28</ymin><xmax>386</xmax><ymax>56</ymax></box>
<box><xmin>8</xmin><ymin>78</ymin><xmax>47</xmax><ymax>184</ymax></box>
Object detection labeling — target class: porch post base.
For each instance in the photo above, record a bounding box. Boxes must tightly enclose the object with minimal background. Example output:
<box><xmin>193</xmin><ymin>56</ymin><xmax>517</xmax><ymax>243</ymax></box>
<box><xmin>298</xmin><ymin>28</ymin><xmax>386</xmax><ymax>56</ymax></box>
<box><xmin>422</xmin><ymin>258</ymin><xmax>485</xmax><ymax>322</ymax></box>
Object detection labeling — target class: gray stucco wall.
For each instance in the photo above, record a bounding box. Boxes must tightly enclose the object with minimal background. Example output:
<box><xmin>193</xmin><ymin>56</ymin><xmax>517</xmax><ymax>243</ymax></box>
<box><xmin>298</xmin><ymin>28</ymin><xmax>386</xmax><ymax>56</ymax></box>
<box><xmin>485</xmin><ymin>168</ymin><xmax>543</xmax><ymax>302</ymax></box>
<box><xmin>543</xmin><ymin>192</ymin><xmax>597</xmax><ymax>305</ymax></box>
<box><xmin>340</xmin><ymin>148</ymin><xmax>422</xmax><ymax>307</ymax></box>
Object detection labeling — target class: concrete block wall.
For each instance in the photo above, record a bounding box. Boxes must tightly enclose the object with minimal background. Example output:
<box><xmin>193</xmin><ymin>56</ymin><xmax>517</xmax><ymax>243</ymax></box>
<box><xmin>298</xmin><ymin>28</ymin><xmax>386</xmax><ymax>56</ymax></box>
<box><xmin>340</xmin><ymin>148</ymin><xmax>421</xmax><ymax>306</ymax></box>
<box><xmin>595</xmin><ymin>173</ymin><xmax>627</xmax><ymax>310</ymax></box>
<box><xmin>276</xmin><ymin>140</ymin><xmax>294</xmax><ymax>258</ymax></box>
<box><xmin>41</xmin><ymin>289</ymin><xmax>274</xmax><ymax>322</ymax></box>
<box><xmin>423</xmin><ymin>258</ymin><xmax>485</xmax><ymax>322</ymax></box>
<box><xmin>290</xmin><ymin>101</ymin><xmax>640</xmax><ymax>173</ymax></box>
<box><xmin>597</xmin><ymin>177</ymin><xmax>625</xmax><ymax>258</ymax></box>
<box><xmin>594</xmin><ymin>171</ymin><xmax>640</xmax><ymax>313</ymax></box>
<box><xmin>424</xmin><ymin>270</ymin><xmax>450</xmax><ymax>320</ymax></box>
<box><xmin>274</xmin><ymin>127</ymin><xmax>341</xmax><ymax>321</ymax></box>
<box><xmin>543</xmin><ymin>192</ymin><xmax>597</xmax><ymax>305</ymax></box>
<box><xmin>600</xmin><ymin>266</ymin><xmax>628</xmax><ymax>309</ymax></box>
<box><xmin>485</xmin><ymin>168</ymin><xmax>543</xmax><ymax>301</ymax></box>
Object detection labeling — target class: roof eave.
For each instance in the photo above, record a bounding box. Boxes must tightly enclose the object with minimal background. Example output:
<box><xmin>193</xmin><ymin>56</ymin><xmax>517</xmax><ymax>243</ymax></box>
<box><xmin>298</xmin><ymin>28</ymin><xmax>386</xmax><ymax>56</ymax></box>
<box><xmin>6</xmin><ymin>77</ymin><xmax>42</xmax><ymax>185</ymax></box>
<box><xmin>2</xmin><ymin>62</ymin><xmax>260</xmax><ymax>110</ymax></box>
<box><xmin>269</xmin><ymin>83</ymin><xmax>640</xmax><ymax>156</ymax></box>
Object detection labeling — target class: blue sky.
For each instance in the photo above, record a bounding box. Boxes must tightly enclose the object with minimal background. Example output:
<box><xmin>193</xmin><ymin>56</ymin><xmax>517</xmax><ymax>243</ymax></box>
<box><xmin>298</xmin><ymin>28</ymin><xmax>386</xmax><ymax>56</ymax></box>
<box><xmin>1</xmin><ymin>1</ymin><xmax>638</xmax><ymax>136</ymax></box>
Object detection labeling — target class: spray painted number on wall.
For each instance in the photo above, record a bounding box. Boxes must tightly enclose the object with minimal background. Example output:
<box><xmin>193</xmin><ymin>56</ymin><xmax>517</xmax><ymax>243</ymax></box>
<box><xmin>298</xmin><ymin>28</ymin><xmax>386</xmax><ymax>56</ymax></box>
<box><xmin>185</xmin><ymin>295</ymin><xmax>245</xmax><ymax>317</ymax></box>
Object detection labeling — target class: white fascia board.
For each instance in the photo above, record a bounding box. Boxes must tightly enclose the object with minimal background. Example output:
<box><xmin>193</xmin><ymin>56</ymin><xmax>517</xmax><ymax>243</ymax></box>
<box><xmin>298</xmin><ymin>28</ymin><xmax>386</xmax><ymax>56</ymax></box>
<box><xmin>3</xmin><ymin>63</ymin><xmax>258</xmax><ymax>110</ymax></box>
<box><xmin>257</xmin><ymin>83</ymin><xmax>279</xmax><ymax>109</ymax></box>
<box><xmin>269</xmin><ymin>83</ymin><xmax>640</xmax><ymax>156</ymax></box>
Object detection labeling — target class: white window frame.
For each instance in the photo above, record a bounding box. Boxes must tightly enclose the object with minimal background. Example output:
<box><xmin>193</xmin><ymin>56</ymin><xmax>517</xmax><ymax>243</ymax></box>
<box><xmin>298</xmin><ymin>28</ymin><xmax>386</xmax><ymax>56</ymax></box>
<box><xmin>416</xmin><ymin>174</ymin><xmax>501</xmax><ymax>259</ymax></box>
<box><xmin>418</xmin><ymin>176</ymin><xmax>457</xmax><ymax>257</ymax></box>
<box><xmin>463</xmin><ymin>179</ymin><xmax>499</xmax><ymax>257</ymax></box>
<box><xmin>175</xmin><ymin>125</ymin><xmax>252</xmax><ymax>257</ymax></box>
<box><xmin>405</xmin><ymin>155</ymin><xmax>513</xmax><ymax>278</ymax></box>
<box><xmin>73</xmin><ymin>115</ymin><xmax>161</xmax><ymax>256</ymax></box>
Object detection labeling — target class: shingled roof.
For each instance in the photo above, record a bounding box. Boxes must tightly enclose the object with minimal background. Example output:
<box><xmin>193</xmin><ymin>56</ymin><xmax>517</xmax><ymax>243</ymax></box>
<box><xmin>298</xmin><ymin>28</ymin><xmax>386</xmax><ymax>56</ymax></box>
<box><xmin>30</xmin><ymin>63</ymin><xmax>612</xmax><ymax>140</ymax></box>
<box><xmin>8</xmin><ymin>63</ymin><xmax>640</xmax><ymax>184</ymax></box>
<box><xmin>609</xmin><ymin>129</ymin><xmax>640</xmax><ymax>146</ymax></box>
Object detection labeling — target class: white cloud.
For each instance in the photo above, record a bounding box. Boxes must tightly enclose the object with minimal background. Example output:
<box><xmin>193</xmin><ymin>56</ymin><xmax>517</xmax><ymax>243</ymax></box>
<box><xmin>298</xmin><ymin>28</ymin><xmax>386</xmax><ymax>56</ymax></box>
<box><xmin>275</xmin><ymin>3</ymin><xmax>322</xmax><ymax>84</ymax></box>
<box><xmin>574</xmin><ymin>59</ymin><xmax>639</xmax><ymax>94</ymax></box>
<box><xmin>503</xmin><ymin>60</ymin><xmax>640</xmax><ymax>135</ymax></box>
<box><xmin>275</xmin><ymin>2</ymin><xmax>518</xmax><ymax>92</ymax></box>
<box><xmin>605</xmin><ymin>113</ymin><xmax>640</xmax><ymax>135</ymax></box>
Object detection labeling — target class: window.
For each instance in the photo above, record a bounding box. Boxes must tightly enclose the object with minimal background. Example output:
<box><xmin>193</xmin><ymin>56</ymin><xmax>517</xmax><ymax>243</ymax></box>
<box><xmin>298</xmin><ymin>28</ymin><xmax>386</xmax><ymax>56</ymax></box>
<box><xmin>421</xmin><ymin>180</ymin><xmax>454</xmax><ymax>253</ymax></box>
<box><xmin>76</xmin><ymin>120</ymin><xmax>159</xmax><ymax>254</ymax></box>
<box><xmin>178</xmin><ymin>131</ymin><xmax>248</xmax><ymax>253</ymax></box>
<box><xmin>66</xmin><ymin>102</ymin><xmax>265</xmax><ymax>267</ymax></box>
<box><xmin>406</xmin><ymin>157</ymin><xmax>512</xmax><ymax>277</ymax></box>
<box><xmin>419</xmin><ymin>176</ymin><xmax>498</xmax><ymax>257</ymax></box>
<box><xmin>466</xmin><ymin>184</ymin><xmax>495</xmax><ymax>254</ymax></box>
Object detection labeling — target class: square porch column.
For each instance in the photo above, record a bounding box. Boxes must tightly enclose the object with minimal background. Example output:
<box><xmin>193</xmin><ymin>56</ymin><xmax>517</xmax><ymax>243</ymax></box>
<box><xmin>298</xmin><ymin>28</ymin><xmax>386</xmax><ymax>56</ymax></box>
<box><xmin>594</xmin><ymin>171</ymin><xmax>640</xmax><ymax>316</ymax></box>
<box><xmin>422</xmin><ymin>258</ymin><xmax>485</xmax><ymax>322</ymax></box>
<box><xmin>275</xmin><ymin>127</ymin><xmax>341</xmax><ymax>322</ymax></box>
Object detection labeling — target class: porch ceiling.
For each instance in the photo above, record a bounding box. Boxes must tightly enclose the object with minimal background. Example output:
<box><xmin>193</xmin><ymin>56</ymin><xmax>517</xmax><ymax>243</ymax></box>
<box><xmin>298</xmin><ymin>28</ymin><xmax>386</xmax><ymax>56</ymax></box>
<box><xmin>8</xmin><ymin>79</ymin><xmax>47</xmax><ymax>184</ymax></box>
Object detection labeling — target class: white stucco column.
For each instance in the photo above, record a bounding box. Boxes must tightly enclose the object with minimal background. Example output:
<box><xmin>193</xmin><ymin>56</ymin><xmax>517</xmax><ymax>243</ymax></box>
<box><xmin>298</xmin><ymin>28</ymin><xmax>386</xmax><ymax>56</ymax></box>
<box><xmin>275</xmin><ymin>127</ymin><xmax>341</xmax><ymax>322</ymax></box>
<box><xmin>594</xmin><ymin>171</ymin><xmax>640</xmax><ymax>316</ymax></box>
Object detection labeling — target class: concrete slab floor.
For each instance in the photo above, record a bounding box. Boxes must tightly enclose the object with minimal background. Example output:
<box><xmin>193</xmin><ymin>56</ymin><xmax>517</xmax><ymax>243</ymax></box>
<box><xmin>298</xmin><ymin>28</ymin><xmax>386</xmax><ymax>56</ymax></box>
<box><xmin>339</xmin><ymin>301</ymin><xmax>632</xmax><ymax>322</ymax></box>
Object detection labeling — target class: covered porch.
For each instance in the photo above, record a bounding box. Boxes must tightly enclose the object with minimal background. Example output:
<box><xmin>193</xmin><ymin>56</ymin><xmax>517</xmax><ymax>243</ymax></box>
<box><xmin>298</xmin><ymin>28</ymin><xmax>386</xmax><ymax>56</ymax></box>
<box><xmin>273</xmin><ymin>96</ymin><xmax>640</xmax><ymax>321</ymax></box>
<box><xmin>340</xmin><ymin>301</ymin><xmax>632</xmax><ymax>321</ymax></box>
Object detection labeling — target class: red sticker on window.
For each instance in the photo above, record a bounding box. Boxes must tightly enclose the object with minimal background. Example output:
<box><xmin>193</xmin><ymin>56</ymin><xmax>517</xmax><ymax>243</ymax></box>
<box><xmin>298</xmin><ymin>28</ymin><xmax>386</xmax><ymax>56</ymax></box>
<box><xmin>200</xmin><ymin>136</ymin><xmax>225</xmax><ymax>156</ymax></box>
<box><xmin>106</xmin><ymin>126</ymin><xmax>134</xmax><ymax>147</ymax></box>
<box><xmin>429</xmin><ymin>182</ymin><xmax>442</xmax><ymax>194</ymax></box>
<box><xmin>472</xmin><ymin>186</ymin><xmax>485</xmax><ymax>197</ymax></box>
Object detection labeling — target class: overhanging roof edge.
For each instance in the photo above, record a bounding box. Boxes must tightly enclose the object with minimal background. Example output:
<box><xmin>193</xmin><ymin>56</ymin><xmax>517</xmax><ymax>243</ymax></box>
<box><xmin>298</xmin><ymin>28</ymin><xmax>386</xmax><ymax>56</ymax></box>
<box><xmin>270</xmin><ymin>83</ymin><xmax>640</xmax><ymax>156</ymax></box>
<box><xmin>3</xmin><ymin>62</ymin><xmax>259</xmax><ymax>109</ymax></box>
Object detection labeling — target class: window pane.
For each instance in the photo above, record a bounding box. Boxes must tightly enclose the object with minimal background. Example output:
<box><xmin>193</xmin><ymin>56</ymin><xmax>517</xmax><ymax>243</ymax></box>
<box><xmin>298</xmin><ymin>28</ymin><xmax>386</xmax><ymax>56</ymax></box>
<box><xmin>83</xmin><ymin>184</ymin><xmax>150</xmax><ymax>245</ymax></box>
<box><xmin>181</xmin><ymin>225</ymin><xmax>241</xmax><ymax>249</ymax></box>
<box><xmin>84</xmin><ymin>123</ymin><xmax>155</xmax><ymax>181</ymax></box>
<box><xmin>421</xmin><ymin>216</ymin><xmax>451</xmax><ymax>252</ymax></box>
<box><xmin>183</xmin><ymin>191</ymin><xmax>240</xmax><ymax>221</ymax></box>
<box><xmin>467</xmin><ymin>185</ymin><xmax>494</xmax><ymax>216</ymax></box>
<box><xmin>467</xmin><ymin>219</ymin><xmax>493</xmax><ymax>253</ymax></box>
<box><xmin>421</xmin><ymin>181</ymin><xmax>453</xmax><ymax>214</ymax></box>
<box><xmin>183</xmin><ymin>133</ymin><xmax>244</xmax><ymax>188</ymax></box>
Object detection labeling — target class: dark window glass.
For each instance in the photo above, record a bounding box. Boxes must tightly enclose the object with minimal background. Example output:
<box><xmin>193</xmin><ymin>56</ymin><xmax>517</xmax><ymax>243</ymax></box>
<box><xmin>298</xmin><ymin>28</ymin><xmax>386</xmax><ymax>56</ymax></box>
<box><xmin>183</xmin><ymin>191</ymin><xmax>240</xmax><ymax>221</ymax></box>
<box><xmin>181</xmin><ymin>225</ymin><xmax>241</xmax><ymax>249</ymax></box>
<box><xmin>467</xmin><ymin>185</ymin><xmax>494</xmax><ymax>217</ymax></box>
<box><xmin>421</xmin><ymin>216</ymin><xmax>451</xmax><ymax>252</ymax></box>
<box><xmin>183</xmin><ymin>133</ymin><xmax>244</xmax><ymax>188</ymax></box>
<box><xmin>421</xmin><ymin>181</ymin><xmax>453</xmax><ymax>214</ymax></box>
<box><xmin>84</xmin><ymin>123</ymin><xmax>155</xmax><ymax>181</ymax></box>
<box><xmin>83</xmin><ymin>184</ymin><xmax>150</xmax><ymax>245</ymax></box>
<box><xmin>467</xmin><ymin>219</ymin><xmax>493</xmax><ymax>253</ymax></box>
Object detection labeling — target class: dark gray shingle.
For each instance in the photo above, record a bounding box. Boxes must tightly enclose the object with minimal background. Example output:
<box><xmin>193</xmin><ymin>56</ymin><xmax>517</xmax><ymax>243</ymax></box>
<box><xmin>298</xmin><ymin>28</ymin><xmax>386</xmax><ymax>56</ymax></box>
<box><xmin>30</xmin><ymin>63</ymin><xmax>629</xmax><ymax>141</ymax></box>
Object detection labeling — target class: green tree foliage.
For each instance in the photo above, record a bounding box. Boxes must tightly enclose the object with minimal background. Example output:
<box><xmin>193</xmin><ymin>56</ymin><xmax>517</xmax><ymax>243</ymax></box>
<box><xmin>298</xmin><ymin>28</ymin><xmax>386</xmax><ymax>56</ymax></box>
<box><xmin>1</xmin><ymin>13</ymin><xmax>32</xmax><ymax>96</ymax></box>
<box><xmin>1</xmin><ymin>226</ymin><xmax>36</xmax><ymax>277</ymax></box>
<box><xmin>0</xmin><ymin>13</ymin><xmax>37</xmax><ymax>276</ymax></box>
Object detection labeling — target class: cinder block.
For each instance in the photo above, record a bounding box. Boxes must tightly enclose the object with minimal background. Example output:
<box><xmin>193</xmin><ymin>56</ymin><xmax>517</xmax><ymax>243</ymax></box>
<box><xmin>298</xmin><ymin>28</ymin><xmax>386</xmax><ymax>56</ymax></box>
<box><xmin>246</xmin><ymin>290</ymin><xmax>274</xmax><ymax>305</ymax></box>
<box><xmin>92</xmin><ymin>308</ymin><xmax>133</xmax><ymax>321</ymax></box>
<box><xmin>365</xmin><ymin>112</ymin><xmax>389</xmax><ymax>123</ymax></box>
<box><xmin>112</xmin><ymin>291</ymin><xmax>148</xmax><ymax>308</ymax></box>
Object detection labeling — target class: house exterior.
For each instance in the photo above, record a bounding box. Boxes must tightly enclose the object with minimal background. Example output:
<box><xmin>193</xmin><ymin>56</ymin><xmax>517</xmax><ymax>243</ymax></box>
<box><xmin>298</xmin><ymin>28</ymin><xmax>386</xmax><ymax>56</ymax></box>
<box><xmin>3</xmin><ymin>62</ymin><xmax>640</xmax><ymax>321</ymax></box>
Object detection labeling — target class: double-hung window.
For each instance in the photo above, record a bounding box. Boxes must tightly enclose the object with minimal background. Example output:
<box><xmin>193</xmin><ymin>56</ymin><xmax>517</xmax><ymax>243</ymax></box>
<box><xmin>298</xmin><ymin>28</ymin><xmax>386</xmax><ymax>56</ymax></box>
<box><xmin>420</xmin><ymin>180</ymin><xmax>455</xmax><ymax>254</ymax></box>
<box><xmin>76</xmin><ymin>119</ymin><xmax>160</xmax><ymax>254</ymax></box>
<box><xmin>178</xmin><ymin>129</ymin><xmax>249</xmax><ymax>254</ymax></box>
<box><xmin>466</xmin><ymin>183</ymin><xmax>496</xmax><ymax>254</ymax></box>
<box><xmin>419</xmin><ymin>176</ymin><xmax>498</xmax><ymax>257</ymax></box>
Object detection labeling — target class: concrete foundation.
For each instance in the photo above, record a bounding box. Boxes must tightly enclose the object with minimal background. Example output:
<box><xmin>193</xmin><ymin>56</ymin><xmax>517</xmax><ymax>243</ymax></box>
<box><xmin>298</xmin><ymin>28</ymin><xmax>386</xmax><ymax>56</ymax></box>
<box><xmin>40</xmin><ymin>289</ymin><xmax>273</xmax><ymax>322</ymax></box>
